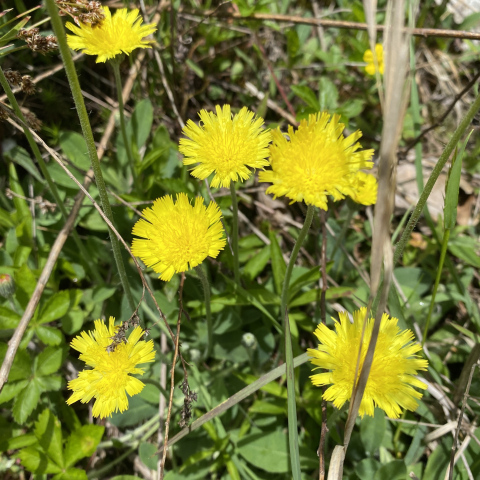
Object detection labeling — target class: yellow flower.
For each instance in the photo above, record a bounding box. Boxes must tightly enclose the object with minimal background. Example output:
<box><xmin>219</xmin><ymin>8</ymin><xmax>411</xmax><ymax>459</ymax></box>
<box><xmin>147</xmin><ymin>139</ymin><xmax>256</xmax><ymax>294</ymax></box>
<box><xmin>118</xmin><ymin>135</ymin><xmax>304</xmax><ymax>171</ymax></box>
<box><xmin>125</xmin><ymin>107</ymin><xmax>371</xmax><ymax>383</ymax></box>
<box><xmin>363</xmin><ymin>44</ymin><xmax>384</xmax><ymax>75</ymax></box>
<box><xmin>348</xmin><ymin>171</ymin><xmax>378</xmax><ymax>205</ymax></box>
<box><xmin>66</xmin><ymin>317</ymin><xmax>155</xmax><ymax>419</ymax></box>
<box><xmin>179</xmin><ymin>105</ymin><xmax>272</xmax><ymax>188</ymax></box>
<box><xmin>307</xmin><ymin>308</ymin><xmax>428</xmax><ymax>419</ymax></box>
<box><xmin>131</xmin><ymin>193</ymin><xmax>226</xmax><ymax>281</ymax></box>
<box><xmin>66</xmin><ymin>7</ymin><xmax>157</xmax><ymax>63</ymax></box>
<box><xmin>259</xmin><ymin>112</ymin><xmax>374</xmax><ymax>210</ymax></box>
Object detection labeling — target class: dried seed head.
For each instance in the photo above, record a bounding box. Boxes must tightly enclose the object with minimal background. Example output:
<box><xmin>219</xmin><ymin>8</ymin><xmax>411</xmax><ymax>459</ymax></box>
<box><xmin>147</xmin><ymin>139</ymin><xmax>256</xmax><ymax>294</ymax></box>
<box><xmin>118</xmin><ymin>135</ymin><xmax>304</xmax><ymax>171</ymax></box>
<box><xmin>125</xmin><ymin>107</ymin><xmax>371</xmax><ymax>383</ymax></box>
<box><xmin>0</xmin><ymin>104</ymin><xmax>9</xmax><ymax>121</ymax></box>
<box><xmin>21</xmin><ymin>76</ymin><xmax>36</xmax><ymax>95</ymax></box>
<box><xmin>4</xmin><ymin>69</ymin><xmax>22</xmax><ymax>87</ymax></box>
<box><xmin>17</xmin><ymin>28</ymin><xmax>58</xmax><ymax>55</ymax></box>
<box><xmin>56</xmin><ymin>0</ymin><xmax>104</xmax><ymax>26</ymax></box>
<box><xmin>24</xmin><ymin>110</ymin><xmax>42</xmax><ymax>131</ymax></box>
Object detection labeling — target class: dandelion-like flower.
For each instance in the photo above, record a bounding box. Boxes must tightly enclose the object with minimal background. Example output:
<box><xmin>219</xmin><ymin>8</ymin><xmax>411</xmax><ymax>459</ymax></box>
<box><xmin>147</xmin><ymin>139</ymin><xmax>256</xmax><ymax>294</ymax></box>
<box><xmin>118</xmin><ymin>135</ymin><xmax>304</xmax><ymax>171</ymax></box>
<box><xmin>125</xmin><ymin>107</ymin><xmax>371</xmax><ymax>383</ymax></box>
<box><xmin>131</xmin><ymin>193</ymin><xmax>226</xmax><ymax>281</ymax></box>
<box><xmin>66</xmin><ymin>7</ymin><xmax>157</xmax><ymax>63</ymax></box>
<box><xmin>307</xmin><ymin>308</ymin><xmax>428</xmax><ymax>418</ymax></box>
<box><xmin>259</xmin><ymin>112</ymin><xmax>374</xmax><ymax>210</ymax></box>
<box><xmin>66</xmin><ymin>317</ymin><xmax>155</xmax><ymax>419</ymax></box>
<box><xmin>363</xmin><ymin>44</ymin><xmax>384</xmax><ymax>75</ymax></box>
<box><xmin>348</xmin><ymin>171</ymin><xmax>378</xmax><ymax>206</ymax></box>
<box><xmin>179</xmin><ymin>105</ymin><xmax>272</xmax><ymax>188</ymax></box>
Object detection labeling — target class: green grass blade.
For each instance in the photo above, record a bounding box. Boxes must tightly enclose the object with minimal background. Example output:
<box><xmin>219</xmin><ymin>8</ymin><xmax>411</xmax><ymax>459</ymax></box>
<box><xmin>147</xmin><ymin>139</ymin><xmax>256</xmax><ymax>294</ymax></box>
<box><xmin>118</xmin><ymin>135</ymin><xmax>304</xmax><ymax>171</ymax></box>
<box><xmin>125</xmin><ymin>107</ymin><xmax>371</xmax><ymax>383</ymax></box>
<box><xmin>285</xmin><ymin>310</ymin><xmax>301</xmax><ymax>480</ymax></box>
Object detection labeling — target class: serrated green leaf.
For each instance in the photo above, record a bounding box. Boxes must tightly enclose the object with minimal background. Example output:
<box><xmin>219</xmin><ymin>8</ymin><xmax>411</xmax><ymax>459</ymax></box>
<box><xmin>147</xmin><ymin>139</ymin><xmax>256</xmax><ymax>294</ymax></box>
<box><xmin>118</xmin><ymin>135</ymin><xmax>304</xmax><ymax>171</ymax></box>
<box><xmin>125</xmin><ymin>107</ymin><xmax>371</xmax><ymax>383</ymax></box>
<box><xmin>14</xmin><ymin>263</ymin><xmax>36</xmax><ymax>309</ymax></box>
<box><xmin>12</xmin><ymin>380</ymin><xmax>41</xmax><ymax>424</ymax></box>
<box><xmin>35</xmin><ymin>409</ymin><xmax>64</xmax><ymax>468</ymax></box>
<box><xmin>0</xmin><ymin>206</ymin><xmax>15</xmax><ymax>228</ymax></box>
<box><xmin>35</xmin><ymin>346</ymin><xmax>65</xmax><ymax>376</ymax></box>
<box><xmin>290</xmin><ymin>85</ymin><xmax>320</xmax><ymax>111</ymax></box>
<box><xmin>17</xmin><ymin>446</ymin><xmax>62</xmax><ymax>474</ymax></box>
<box><xmin>38</xmin><ymin>290</ymin><xmax>73</xmax><ymax>324</ymax></box>
<box><xmin>64</xmin><ymin>425</ymin><xmax>104</xmax><ymax>468</ymax></box>
<box><xmin>52</xmin><ymin>468</ymin><xmax>88</xmax><ymax>480</ymax></box>
<box><xmin>35</xmin><ymin>326</ymin><xmax>63</xmax><ymax>345</ymax></box>
<box><xmin>0</xmin><ymin>379</ymin><xmax>28</xmax><ymax>404</ymax></box>
<box><xmin>7</xmin><ymin>433</ymin><xmax>38</xmax><ymax>450</ymax></box>
<box><xmin>36</xmin><ymin>374</ymin><xmax>62</xmax><ymax>392</ymax></box>
<box><xmin>0</xmin><ymin>304</ymin><xmax>21</xmax><ymax>329</ymax></box>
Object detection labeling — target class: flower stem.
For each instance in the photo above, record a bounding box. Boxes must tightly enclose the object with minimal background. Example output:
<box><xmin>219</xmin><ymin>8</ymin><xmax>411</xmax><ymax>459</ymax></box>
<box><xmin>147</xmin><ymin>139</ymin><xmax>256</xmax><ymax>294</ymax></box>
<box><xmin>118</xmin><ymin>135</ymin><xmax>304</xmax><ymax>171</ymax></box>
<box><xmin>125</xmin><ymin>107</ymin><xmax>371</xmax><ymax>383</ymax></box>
<box><xmin>230</xmin><ymin>183</ymin><xmax>240</xmax><ymax>286</ymax></box>
<box><xmin>0</xmin><ymin>66</ymin><xmax>103</xmax><ymax>284</ymax></box>
<box><xmin>422</xmin><ymin>228</ymin><xmax>450</xmax><ymax>346</ymax></box>
<box><xmin>280</xmin><ymin>204</ymin><xmax>315</xmax><ymax>330</ymax></box>
<box><xmin>45</xmin><ymin>0</ymin><xmax>136</xmax><ymax>312</ymax></box>
<box><xmin>195</xmin><ymin>265</ymin><xmax>213</xmax><ymax>359</ymax></box>
<box><xmin>111</xmin><ymin>60</ymin><xmax>140</xmax><ymax>192</ymax></box>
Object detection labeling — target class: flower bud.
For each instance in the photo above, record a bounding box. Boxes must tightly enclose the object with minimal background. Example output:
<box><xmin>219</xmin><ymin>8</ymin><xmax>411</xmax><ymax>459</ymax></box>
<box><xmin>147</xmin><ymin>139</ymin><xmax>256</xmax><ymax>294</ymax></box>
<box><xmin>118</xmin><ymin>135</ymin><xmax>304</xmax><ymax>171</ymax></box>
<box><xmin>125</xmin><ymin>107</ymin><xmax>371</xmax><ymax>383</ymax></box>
<box><xmin>242</xmin><ymin>332</ymin><xmax>256</xmax><ymax>349</ymax></box>
<box><xmin>0</xmin><ymin>274</ymin><xmax>15</xmax><ymax>298</ymax></box>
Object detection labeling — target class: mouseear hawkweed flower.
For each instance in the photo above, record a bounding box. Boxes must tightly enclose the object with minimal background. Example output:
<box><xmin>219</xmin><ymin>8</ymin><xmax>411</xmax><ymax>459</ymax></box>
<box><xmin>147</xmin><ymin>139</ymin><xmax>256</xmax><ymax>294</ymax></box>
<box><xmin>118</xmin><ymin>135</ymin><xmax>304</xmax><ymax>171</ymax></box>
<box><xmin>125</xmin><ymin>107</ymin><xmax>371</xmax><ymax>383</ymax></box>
<box><xmin>66</xmin><ymin>317</ymin><xmax>155</xmax><ymax>419</ymax></box>
<box><xmin>307</xmin><ymin>308</ymin><xmax>428</xmax><ymax>419</ymax></box>
<box><xmin>179</xmin><ymin>104</ymin><xmax>272</xmax><ymax>188</ymax></box>
<box><xmin>131</xmin><ymin>193</ymin><xmax>226</xmax><ymax>281</ymax></box>
<box><xmin>66</xmin><ymin>6</ymin><xmax>157</xmax><ymax>63</ymax></box>
<box><xmin>348</xmin><ymin>171</ymin><xmax>378</xmax><ymax>206</ymax></box>
<box><xmin>364</xmin><ymin>43</ymin><xmax>384</xmax><ymax>75</ymax></box>
<box><xmin>259</xmin><ymin>112</ymin><xmax>374</xmax><ymax>210</ymax></box>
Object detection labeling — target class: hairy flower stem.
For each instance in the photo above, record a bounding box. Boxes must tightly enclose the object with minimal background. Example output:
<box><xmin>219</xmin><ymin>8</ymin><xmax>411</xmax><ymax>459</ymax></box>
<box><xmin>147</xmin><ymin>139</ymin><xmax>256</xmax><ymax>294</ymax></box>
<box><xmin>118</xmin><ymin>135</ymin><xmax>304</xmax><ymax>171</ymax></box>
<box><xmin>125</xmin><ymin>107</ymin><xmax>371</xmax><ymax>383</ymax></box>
<box><xmin>281</xmin><ymin>204</ymin><xmax>315</xmax><ymax>332</ymax></box>
<box><xmin>230</xmin><ymin>183</ymin><xmax>240</xmax><ymax>286</ymax></box>
<box><xmin>195</xmin><ymin>265</ymin><xmax>213</xmax><ymax>359</ymax></box>
<box><xmin>45</xmin><ymin>0</ymin><xmax>136</xmax><ymax>312</ymax></box>
<box><xmin>0</xmin><ymin>66</ymin><xmax>103</xmax><ymax>284</ymax></box>
<box><xmin>111</xmin><ymin>60</ymin><xmax>140</xmax><ymax>192</ymax></box>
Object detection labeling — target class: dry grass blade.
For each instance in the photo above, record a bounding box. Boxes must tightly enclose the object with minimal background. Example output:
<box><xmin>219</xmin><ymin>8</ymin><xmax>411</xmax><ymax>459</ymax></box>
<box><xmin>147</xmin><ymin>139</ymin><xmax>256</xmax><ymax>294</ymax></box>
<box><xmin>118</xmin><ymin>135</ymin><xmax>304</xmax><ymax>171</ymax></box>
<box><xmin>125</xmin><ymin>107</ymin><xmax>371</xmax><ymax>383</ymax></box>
<box><xmin>342</xmin><ymin>0</ymin><xmax>411</xmax><ymax>452</ymax></box>
<box><xmin>326</xmin><ymin>446</ymin><xmax>345</xmax><ymax>480</ymax></box>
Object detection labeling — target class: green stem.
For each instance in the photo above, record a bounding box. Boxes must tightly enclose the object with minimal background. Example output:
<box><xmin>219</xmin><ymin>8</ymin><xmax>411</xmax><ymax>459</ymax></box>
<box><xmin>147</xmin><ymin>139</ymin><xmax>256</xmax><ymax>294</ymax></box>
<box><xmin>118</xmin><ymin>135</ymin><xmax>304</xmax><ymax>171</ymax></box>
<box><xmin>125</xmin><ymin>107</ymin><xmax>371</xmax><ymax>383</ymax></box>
<box><xmin>393</xmin><ymin>89</ymin><xmax>480</xmax><ymax>266</ymax></box>
<box><xmin>422</xmin><ymin>228</ymin><xmax>450</xmax><ymax>345</ymax></box>
<box><xmin>0</xmin><ymin>66</ymin><xmax>103</xmax><ymax>284</ymax></box>
<box><xmin>111</xmin><ymin>60</ymin><xmax>140</xmax><ymax>192</ymax></box>
<box><xmin>195</xmin><ymin>265</ymin><xmax>213</xmax><ymax>359</ymax></box>
<box><xmin>230</xmin><ymin>183</ymin><xmax>240</xmax><ymax>286</ymax></box>
<box><xmin>45</xmin><ymin>0</ymin><xmax>135</xmax><ymax>312</ymax></box>
<box><xmin>280</xmin><ymin>204</ymin><xmax>315</xmax><ymax>330</ymax></box>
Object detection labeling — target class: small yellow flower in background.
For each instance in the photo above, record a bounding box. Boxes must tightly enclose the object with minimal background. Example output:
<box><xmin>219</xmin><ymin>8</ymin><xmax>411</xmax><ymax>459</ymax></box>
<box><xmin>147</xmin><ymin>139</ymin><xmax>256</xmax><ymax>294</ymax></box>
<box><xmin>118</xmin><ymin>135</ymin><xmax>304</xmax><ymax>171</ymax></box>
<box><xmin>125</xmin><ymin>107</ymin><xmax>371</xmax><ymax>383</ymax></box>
<box><xmin>348</xmin><ymin>171</ymin><xmax>378</xmax><ymax>206</ymax></box>
<box><xmin>363</xmin><ymin>43</ymin><xmax>384</xmax><ymax>75</ymax></box>
<box><xmin>131</xmin><ymin>193</ymin><xmax>226</xmax><ymax>281</ymax></box>
<box><xmin>66</xmin><ymin>7</ymin><xmax>157</xmax><ymax>63</ymax></box>
<box><xmin>307</xmin><ymin>308</ymin><xmax>428</xmax><ymax>419</ymax></box>
<box><xmin>179</xmin><ymin>104</ymin><xmax>272</xmax><ymax>188</ymax></box>
<box><xmin>67</xmin><ymin>317</ymin><xmax>155</xmax><ymax>419</ymax></box>
<box><xmin>259</xmin><ymin>112</ymin><xmax>374</xmax><ymax>210</ymax></box>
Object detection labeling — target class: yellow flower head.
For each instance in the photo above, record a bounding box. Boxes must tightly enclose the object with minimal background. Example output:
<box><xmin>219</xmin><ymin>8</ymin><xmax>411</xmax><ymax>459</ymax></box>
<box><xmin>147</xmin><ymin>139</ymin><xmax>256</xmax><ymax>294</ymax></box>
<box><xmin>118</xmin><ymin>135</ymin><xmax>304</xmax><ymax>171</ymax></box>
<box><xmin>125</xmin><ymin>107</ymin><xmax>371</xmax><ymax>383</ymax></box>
<box><xmin>131</xmin><ymin>193</ymin><xmax>226</xmax><ymax>281</ymax></box>
<box><xmin>307</xmin><ymin>308</ymin><xmax>428</xmax><ymax>419</ymax></box>
<box><xmin>259</xmin><ymin>112</ymin><xmax>374</xmax><ymax>210</ymax></box>
<box><xmin>66</xmin><ymin>317</ymin><xmax>155</xmax><ymax>419</ymax></box>
<box><xmin>348</xmin><ymin>171</ymin><xmax>378</xmax><ymax>206</ymax></box>
<box><xmin>179</xmin><ymin>105</ymin><xmax>272</xmax><ymax>188</ymax></box>
<box><xmin>66</xmin><ymin>7</ymin><xmax>157</xmax><ymax>63</ymax></box>
<box><xmin>363</xmin><ymin>43</ymin><xmax>384</xmax><ymax>75</ymax></box>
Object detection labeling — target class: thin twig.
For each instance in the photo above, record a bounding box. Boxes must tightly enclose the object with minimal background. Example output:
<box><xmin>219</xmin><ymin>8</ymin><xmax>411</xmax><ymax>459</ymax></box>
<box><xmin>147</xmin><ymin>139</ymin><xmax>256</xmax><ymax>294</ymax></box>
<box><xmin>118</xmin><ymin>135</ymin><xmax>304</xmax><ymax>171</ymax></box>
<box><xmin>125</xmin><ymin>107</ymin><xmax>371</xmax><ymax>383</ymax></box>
<box><xmin>318</xmin><ymin>210</ymin><xmax>329</xmax><ymax>480</ymax></box>
<box><xmin>447</xmin><ymin>361</ymin><xmax>479</xmax><ymax>480</ymax></box>
<box><xmin>403</xmin><ymin>70</ymin><xmax>480</xmax><ymax>155</ymax></box>
<box><xmin>160</xmin><ymin>272</ymin><xmax>186</xmax><ymax>480</ymax></box>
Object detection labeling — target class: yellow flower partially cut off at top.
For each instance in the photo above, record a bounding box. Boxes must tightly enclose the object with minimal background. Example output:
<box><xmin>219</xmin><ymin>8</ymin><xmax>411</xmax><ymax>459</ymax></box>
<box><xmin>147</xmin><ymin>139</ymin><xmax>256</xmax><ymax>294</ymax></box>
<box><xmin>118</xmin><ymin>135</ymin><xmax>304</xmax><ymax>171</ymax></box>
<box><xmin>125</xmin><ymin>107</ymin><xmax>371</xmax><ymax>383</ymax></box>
<box><xmin>307</xmin><ymin>308</ymin><xmax>428</xmax><ymax>419</ymax></box>
<box><xmin>363</xmin><ymin>43</ymin><xmax>384</xmax><ymax>75</ymax></box>
<box><xmin>131</xmin><ymin>193</ymin><xmax>226</xmax><ymax>281</ymax></box>
<box><xmin>348</xmin><ymin>171</ymin><xmax>378</xmax><ymax>205</ymax></box>
<box><xmin>66</xmin><ymin>7</ymin><xmax>157</xmax><ymax>63</ymax></box>
<box><xmin>66</xmin><ymin>317</ymin><xmax>155</xmax><ymax>419</ymax></box>
<box><xmin>179</xmin><ymin>104</ymin><xmax>272</xmax><ymax>188</ymax></box>
<box><xmin>259</xmin><ymin>112</ymin><xmax>374</xmax><ymax>210</ymax></box>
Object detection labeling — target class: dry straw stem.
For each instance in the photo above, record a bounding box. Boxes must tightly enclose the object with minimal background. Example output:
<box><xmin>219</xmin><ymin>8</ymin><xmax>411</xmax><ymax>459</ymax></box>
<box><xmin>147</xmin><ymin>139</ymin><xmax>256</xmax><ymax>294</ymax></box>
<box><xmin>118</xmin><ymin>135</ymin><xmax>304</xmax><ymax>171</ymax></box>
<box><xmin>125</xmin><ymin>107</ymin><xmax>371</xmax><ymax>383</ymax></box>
<box><xmin>0</xmin><ymin>51</ymin><xmax>146</xmax><ymax>392</ymax></box>
<box><xmin>202</xmin><ymin>10</ymin><xmax>480</xmax><ymax>41</ymax></box>
<box><xmin>342</xmin><ymin>0</ymin><xmax>411</xmax><ymax>463</ymax></box>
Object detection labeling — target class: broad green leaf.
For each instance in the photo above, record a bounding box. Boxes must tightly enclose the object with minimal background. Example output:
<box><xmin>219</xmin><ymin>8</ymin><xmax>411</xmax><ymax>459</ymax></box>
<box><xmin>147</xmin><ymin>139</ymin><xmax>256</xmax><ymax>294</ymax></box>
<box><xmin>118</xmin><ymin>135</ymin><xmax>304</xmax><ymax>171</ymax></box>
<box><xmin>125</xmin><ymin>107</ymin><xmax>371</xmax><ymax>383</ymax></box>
<box><xmin>4</xmin><ymin>146</ymin><xmax>45</xmax><ymax>183</ymax></box>
<box><xmin>373</xmin><ymin>460</ymin><xmax>406</xmax><ymax>480</ymax></box>
<box><xmin>35</xmin><ymin>346</ymin><xmax>65</xmax><ymax>376</ymax></box>
<box><xmin>186</xmin><ymin>59</ymin><xmax>204</xmax><ymax>78</ymax></box>
<box><xmin>91</xmin><ymin>285</ymin><xmax>117</xmax><ymax>303</ymax></box>
<box><xmin>356</xmin><ymin>458</ymin><xmax>381</xmax><ymax>480</ymax></box>
<box><xmin>36</xmin><ymin>374</ymin><xmax>62</xmax><ymax>392</ymax></box>
<box><xmin>35</xmin><ymin>326</ymin><xmax>63</xmax><ymax>345</ymax></box>
<box><xmin>0</xmin><ymin>304</ymin><xmax>21</xmax><ymax>329</ymax></box>
<box><xmin>235</xmin><ymin>372</ymin><xmax>287</xmax><ymax>398</ymax></box>
<box><xmin>9</xmin><ymin>162</ymin><xmax>32</xmax><ymax>226</ymax></box>
<box><xmin>61</xmin><ymin>309</ymin><xmax>84</xmax><ymax>334</ymax></box>
<box><xmin>289</xmin><ymin>286</ymin><xmax>353</xmax><ymax>307</ymax></box>
<box><xmin>360</xmin><ymin>408</ymin><xmax>386</xmax><ymax>454</ymax></box>
<box><xmin>139</xmin><ymin>442</ymin><xmax>158</xmax><ymax>470</ymax></box>
<box><xmin>110</xmin><ymin>477</ymin><xmax>142</xmax><ymax>480</ymax></box>
<box><xmin>319</xmin><ymin>77</ymin><xmax>339</xmax><ymax>111</ymax></box>
<box><xmin>0</xmin><ymin>379</ymin><xmax>28</xmax><ymax>404</ymax></box>
<box><xmin>59</xmin><ymin>131</ymin><xmax>91</xmax><ymax>170</ymax></box>
<box><xmin>38</xmin><ymin>290</ymin><xmax>74</xmax><ymax>324</ymax></box>
<box><xmin>291</xmin><ymin>85</ymin><xmax>320</xmax><ymax>111</ymax></box>
<box><xmin>12</xmin><ymin>379</ymin><xmax>41</xmax><ymax>424</ymax></box>
<box><xmin>7</xmin><ymin>433</ymin><xmax>37</xmax><ymax>450</ymax></box>
<box><xmin>0</xmin><ymin>207</ymin><xmax>14</xmax><ymax>228</ymax></box>
<box><xmin>35</xmin><ymin>409</ymin><xmax>64</xmax><ymax>468</ymax></box>
<box><xmin>249</xmin><ymin>399</ymin><xmax>285</xmax><ymax>415</ymax></box>
<box><xmin>17</xmin><ymin>446</ymin><xmax>62</xmax><ymax>474</ymax></box>
<box><xmin>14</xmin><ymin>245</ymin><xmax>31</xmax><ymax>267</ymax></box>
<box><xmin>64</xmin><ymin>425</ymin><xmax>105</xmax><ymax>468</ymax></box>
<box><xmin>269</xmin><ymin>231</ymin><xmax>286</xmax><ymax>295</ymax></box>
<box><xmin>448</xmin><ymin>236</ymin><xmax>480</xmax><ymax>268</ymax></box>
<box><xmin>15</xmin><ymin>263</ymin><xmax>36</xmax><ymax>309</ymax></box>
<box><xmin>52</xmin><ymin>468</ymin><xmax>88</xmax><ymax>480</ymax></box>
<box><xmin>243</xmin><ymin>245</ymin><xmax>271</xmax><ymax>280</ymax></box>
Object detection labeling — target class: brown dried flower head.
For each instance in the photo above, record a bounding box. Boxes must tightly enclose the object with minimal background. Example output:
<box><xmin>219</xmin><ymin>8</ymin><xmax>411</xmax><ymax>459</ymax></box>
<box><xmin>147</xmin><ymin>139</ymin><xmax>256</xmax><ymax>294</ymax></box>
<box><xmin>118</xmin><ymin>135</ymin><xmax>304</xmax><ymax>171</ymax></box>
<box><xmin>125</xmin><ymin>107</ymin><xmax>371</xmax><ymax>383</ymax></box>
<box><xmin>55</xmin><ymin>0</ymin><xmax>105</xmax><ymax>27</ymax></box>
<box><xmin>4</xmin><ymin>69</ymin><xmax>22</xmax><ymax>87</ymax></box>
<box><xmin>17</xmin><ymin>28</ymin><xmax>58</xmax><ymax>55</ymax></box>
<box><xmin>20</xmin><ymin>76</ymin><xmax>36</xmax><ymax>96</ymax></box>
